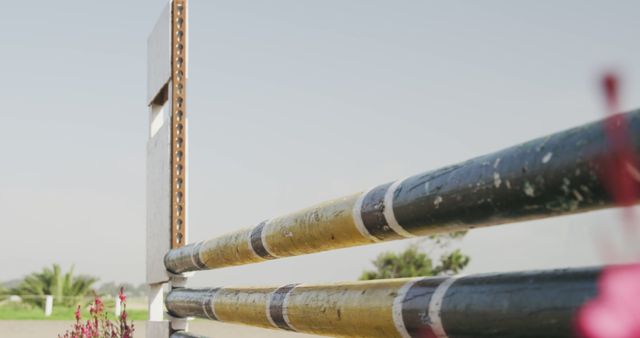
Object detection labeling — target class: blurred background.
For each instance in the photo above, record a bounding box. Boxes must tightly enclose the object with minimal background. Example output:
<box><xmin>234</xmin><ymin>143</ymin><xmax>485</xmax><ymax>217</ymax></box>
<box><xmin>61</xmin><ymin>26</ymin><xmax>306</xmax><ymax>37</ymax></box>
<box><xmin>0</xmin><ymin>0</ymin><xmax>639</xmax><ymax>333</ymax></box>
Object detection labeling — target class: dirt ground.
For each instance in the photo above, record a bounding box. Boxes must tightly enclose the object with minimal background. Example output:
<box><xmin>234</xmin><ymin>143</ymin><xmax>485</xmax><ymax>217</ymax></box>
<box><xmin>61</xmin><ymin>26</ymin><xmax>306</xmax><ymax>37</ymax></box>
<box><xmin>0</xmin><ymin>320</ymin><xmax>327</xmax><ymax>338</ymax></box>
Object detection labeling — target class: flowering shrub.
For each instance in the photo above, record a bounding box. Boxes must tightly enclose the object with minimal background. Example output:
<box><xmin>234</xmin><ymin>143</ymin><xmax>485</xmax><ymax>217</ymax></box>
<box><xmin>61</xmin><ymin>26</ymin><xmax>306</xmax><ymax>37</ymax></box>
<box><xmin>577</xmin><ymin>264</ymin><xmax>640</xmax><ymax>338</ymax></box>
<box><xmin>58</xmin><ymin>288</ymin><xmax>135</xmax><ymax>338</ymax></box>
<box><xmin>576</xmin><ymin>74</ymin><xmax>640</xmax><ymax>338</ymax></box>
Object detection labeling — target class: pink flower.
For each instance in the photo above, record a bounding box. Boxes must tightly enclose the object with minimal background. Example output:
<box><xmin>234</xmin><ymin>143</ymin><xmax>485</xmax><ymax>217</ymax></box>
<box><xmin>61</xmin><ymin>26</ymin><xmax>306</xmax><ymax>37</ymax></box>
<box><xmin>579</xmin><ymin>74</ymin><xmax>640</xmax><ymax>338</ymax></box>
<box><xmin>119</xmin><ymin>287</ymin><xmax>126</xmax><ymax>303</ymax></box>
<box><xmin>94</xmin><ymin>295</ymin><xmax>104</xmax><ymax>314</ymax></box>
<box><xmin>577</xmin><ymin>264</ymin><xmax>640</xmax><ymax>338</ymax></box>
<box><xmin>59</xmin><ymin>291</ymin><xmax>135</xmax><ymax>337</ymax></box>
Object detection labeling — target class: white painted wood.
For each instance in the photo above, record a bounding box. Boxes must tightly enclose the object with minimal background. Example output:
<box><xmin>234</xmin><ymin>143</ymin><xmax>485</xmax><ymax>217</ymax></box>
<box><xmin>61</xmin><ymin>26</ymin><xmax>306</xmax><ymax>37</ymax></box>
<box><xmin>44</xmin><ymin>295</ymin><xmax>53</xmax><ymax>317</ymax></box>
<box><xmin>147</xmin><ymin>1</ymin><xmax>172</xmax><ymax>105</ymax></box>
<box><xmin>148</xmin><ymin>283</ymin><xmax>165</xmax><ymax>322</ymax></box>
<box><xmin>147</xmin><ymin>100</ymin><xmax>172</xmax><ymax>285</ymax></box>
<box><xmin>146</xmin><ymin>320</ymin><xmax>171</xmax><ymax>338</ymax></box>
<box><xmin>115</xmin><ymin>296</ymin><xmax>122</xmax><ymax>317</ymax></box>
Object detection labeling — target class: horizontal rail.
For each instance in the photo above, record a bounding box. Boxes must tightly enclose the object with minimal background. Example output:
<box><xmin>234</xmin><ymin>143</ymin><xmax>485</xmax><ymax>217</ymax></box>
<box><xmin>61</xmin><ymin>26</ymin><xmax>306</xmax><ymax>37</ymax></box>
<box><xmin>166</xmin><ymin>266</ymin><xmax>600</xmax><ymax>338</ymax></box>
<box><xmin>166</xmin><ymin>111</ymin><xmax>640</xmax><ymax>274</ymax></box>
<box><xmin>170</xmin><ymin>333</ymin><xmax>207</xmax><ymax>338</ymax></box>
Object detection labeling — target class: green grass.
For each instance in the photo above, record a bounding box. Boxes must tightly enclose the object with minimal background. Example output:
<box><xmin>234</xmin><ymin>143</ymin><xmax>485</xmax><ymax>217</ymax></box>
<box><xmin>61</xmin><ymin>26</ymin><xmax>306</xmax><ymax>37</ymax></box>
<box><xmin>0</xmin><ymin>302</ymin><xmax>147</xmax><ymax>321</ymax></box>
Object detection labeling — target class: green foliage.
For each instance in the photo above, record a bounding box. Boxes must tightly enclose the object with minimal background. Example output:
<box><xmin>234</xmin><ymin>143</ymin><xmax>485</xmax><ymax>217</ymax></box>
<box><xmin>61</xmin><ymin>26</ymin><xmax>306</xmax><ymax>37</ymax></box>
<box><xmin>359</xmin><ymin>234</ymin><xmax>470</xmax><ymax>280</ymax></box>
<box><xmin>0</xmin><ymin>284</ymin><xmax>8</xmax><ymax>302</ymax></box>
<box><xmin>97</xmin><ymin>282</ymin><xmax>147</xmax><ymax>298</ymax></box>
<box><xmin>12</xmin><ymin>264</ymin><xmax>98</xmax><ymax>307</ymax></box>
<box><xmin>0</xmin><ymin>302</ymin><xmax>148</xmax><ymax>321</ymax></box>
<box><xmin>359</xmin><ymin>246</ymin><xmax>432</xmax><ymax>280</ymax></box>
<box><xmin>431</xmin><ymin>249</ymin><xmax>470</xmax><ymax>276</ymax></box>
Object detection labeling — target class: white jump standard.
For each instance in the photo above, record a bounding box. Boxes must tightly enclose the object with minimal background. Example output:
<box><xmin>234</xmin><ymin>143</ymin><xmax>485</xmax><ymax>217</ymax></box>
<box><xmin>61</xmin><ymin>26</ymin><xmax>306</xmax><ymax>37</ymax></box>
<box><xmin>145</xmin><ymin>1</ymin><xmax>640</xmax><ymax>337</ymax></box>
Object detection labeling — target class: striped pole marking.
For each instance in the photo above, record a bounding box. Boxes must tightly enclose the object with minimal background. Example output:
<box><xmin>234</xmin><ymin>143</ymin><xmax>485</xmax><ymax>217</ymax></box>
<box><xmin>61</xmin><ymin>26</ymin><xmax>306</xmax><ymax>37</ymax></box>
<box><xmin>166</xmin><ymin>267</ymin><xmax>600</xmax><ymax>338</ymax></box>
<box><xmin>383</xmin><ymin>178</ymin><xmax>417</xmax><ymax>239</ymax></box>
<box><xmin>358</xmin><ymin>182</ymin><xmax>416</xmax><ymax>241</ymax></box>
<box><xmin>266</xmin><ymin>284</ymin><xmax>299</xmax><ymax>331</ymax></box>
<box><xmin>426</xmin><ymin>276</ymin><xmax>459</xmax><ymax>338</ymax></box>
<box><xmin>165</xmin><ymin>288</ymin><xmax>220</xmax><ymax>320</ymax></box>
<box><xmin>392</xmin><ymin>279</ymin><xmax>420</xmax><ymax>338</ymax></box>
<box><xmin>201</xmin><ymin>288</ymin><xmax>219</xmax><ymax>321</ymax></box>
<box><xmin>189</xmin><ymin>241</ymin><xmax>206</xmax><ymax>270</ymax></box>
<box><xmin>249</xmin><ymin>221</ymin><xmax>276</xmax><ymax>259</ymax></box>
<box><xmin>395</xmin><ymin>277</ymin><xmax>449</xmax><ymax>338</ymax></box>
<box><xmin>165</xmin><ymin>182</ymin><xmax>422</xmax><ymax>274</ymax></box>
<box><xmin>353</xmin><ymin>186</ymin><xmax>383</xmax><ymax>243</ymax></box>
<box><xmin>165</xmin><ymin>110</ymin><xmax>640</xmax><ymax>274</ymax></box>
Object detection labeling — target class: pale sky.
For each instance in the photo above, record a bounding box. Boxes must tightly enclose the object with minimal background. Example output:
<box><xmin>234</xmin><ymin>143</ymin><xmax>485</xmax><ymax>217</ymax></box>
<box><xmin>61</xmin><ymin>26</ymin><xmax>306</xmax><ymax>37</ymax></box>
<box><xmin>1</xmin><ymin>1</ymin><xmax>639</xmax><ymax>288</ymax></box>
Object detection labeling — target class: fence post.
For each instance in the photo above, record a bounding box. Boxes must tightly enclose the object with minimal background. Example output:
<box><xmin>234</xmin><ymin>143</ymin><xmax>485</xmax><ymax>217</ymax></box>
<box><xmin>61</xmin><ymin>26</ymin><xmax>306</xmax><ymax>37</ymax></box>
<box><xmin>115</xmin><ymin>295</ymin><xmax>122</xmax><ymax>317</ymax></box>
<box><xmin>147</xmin><ymin>0</ymin><xmax>190</xmax><ymax>337</ymax></box>
<box><xmin>44</xmin><ymin>295</ymin><xmax>53</xmax><ymax>317</ymax></box>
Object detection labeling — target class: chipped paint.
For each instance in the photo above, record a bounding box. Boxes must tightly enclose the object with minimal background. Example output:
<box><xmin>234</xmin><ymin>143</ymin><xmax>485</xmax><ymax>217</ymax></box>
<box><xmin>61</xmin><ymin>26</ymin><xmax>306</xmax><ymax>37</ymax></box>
<box><xmin>523</xmin><ymin>182</ymin><xmax>535</xmax><ymax>197</ymax></box>
<box><xmin>165</xmin><ymin>110</ymin><xmax>640</xmax><ymax>274</ymax></box>
<box><xmin>263</xmin><ymin>193</ymin><xmax>370</xmax><ymax>257</ymax></box>
<box><xmin>493</xmin><ymin>157</ymin><xmax>501</xmax><ymax>168</ymax></box>
<box><xmin>434</xmin><ymin>196</ymin><xmax>443</xmax><ymax>207</ymax></box>
<box><xmin>166</xmin><ymin>267</ymin><xmax>600</xmax><ymax>338</ymax></box>
<box><xmin>214</xmin><ymin>287</ymin><xmax>277</xmax><ymax>329</ymax></box>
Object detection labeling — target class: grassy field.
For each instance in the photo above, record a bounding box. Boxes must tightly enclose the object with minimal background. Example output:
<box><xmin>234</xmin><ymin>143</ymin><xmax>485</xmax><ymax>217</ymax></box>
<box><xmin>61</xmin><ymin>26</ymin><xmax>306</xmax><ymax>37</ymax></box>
<box><xmin>0</xmin><ymin>302</ymin><xmax>147</xmax><ymax>321</ymax></box>
<box><xmin>0</xmin><ymin>320</ymin><xmax>327</xmax><ymax>338</ymax></box>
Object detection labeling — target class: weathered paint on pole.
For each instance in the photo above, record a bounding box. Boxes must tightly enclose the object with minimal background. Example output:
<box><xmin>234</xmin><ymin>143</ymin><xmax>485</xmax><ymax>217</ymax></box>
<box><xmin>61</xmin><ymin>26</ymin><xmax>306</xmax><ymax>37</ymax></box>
<box><xmin>165</xmin><ymin>111</ymin><xmax>640</xmax><ymax>274</ymax></box>
<box><xmin>166</xmin><ymin>267</ymin><xmax>599</xmax><ymax>338</ymax></box>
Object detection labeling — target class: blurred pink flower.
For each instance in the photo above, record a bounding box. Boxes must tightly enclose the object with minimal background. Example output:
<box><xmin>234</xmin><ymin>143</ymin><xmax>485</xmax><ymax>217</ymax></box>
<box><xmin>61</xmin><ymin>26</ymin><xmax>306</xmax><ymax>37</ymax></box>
<box><xmin>59</xmin><ymin>292</ymin><xmax>134</xmax><ymax>337</ymax></box>
<box><xmin>577</xmin><ymin>264</ymin><xmax>640</xmax><ymax>338</ymax></box>
<box><xmin>579</xmin><ymin>73</ymin><xmax>640</xmax><ymax>338</ymax></box>
<box><xmin>118</xmin><ymin>287</ymin><xmax>126</xmax><ymax>303</ymax></box>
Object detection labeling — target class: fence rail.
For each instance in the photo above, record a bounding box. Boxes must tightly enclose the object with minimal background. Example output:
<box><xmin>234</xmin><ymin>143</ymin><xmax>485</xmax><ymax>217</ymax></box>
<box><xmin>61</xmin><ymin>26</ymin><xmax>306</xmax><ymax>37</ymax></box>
<box><xmin>165</xmin><ymin>110</ymin><xmax>640</xmax><ymax>274</ymax></box>
<box><xmin>146</xmin><ymin>3</ymin><xmax>640</xmax><ymax>337</ymax></box>
<box><xmin>170</xmin><ymin>333</ymin><xmax>206</xmax><ymax>338</ymax></box>
<box><xmin>165</xmin><ymin>267</ymin><xmax>599</xmax><ymax>338</ymax></box>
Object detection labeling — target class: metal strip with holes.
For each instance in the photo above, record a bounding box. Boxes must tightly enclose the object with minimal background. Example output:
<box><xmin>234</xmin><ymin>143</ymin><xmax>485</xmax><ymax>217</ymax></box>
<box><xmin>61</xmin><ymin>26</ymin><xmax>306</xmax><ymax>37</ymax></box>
<box><xmin>171</xmin><ymin>0</ymin><xmax>187</xmax><ymax>249</ymax></box>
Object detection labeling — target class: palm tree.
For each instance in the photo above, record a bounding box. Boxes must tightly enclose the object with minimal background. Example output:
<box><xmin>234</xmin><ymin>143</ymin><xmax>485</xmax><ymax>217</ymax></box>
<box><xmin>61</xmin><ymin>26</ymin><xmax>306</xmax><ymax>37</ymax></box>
<box><xmin>0</xmin><ymin>284</ymin><xmax>8</xmax><ymax>301</ymax></box>
<box><xmin>13</xmin><ymin>264</ymin><xmax>98</xmax><ymax>307</ymax></box>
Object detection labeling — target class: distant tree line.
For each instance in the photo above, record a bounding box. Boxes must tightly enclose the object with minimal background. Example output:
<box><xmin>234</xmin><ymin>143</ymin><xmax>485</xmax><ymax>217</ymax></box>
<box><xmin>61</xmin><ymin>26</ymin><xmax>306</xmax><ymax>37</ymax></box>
<box><xmin>96</xmin><ymin>282</ymin><xmax>147</xmax><ymax>298</ymax></box>
<box><xmin>3</xmin><ymin>236</ymin><xmax>470</xmax><ymax>308</ymax></box>
<box><xmin>1</xmin><ymin>264</ymin><xmax>147</xmax><ymax>308</ymax></box>
<box><xmin>360</xmin><ymin>232</ymin><xmax>470</xmax><ymax>280</ymax></box>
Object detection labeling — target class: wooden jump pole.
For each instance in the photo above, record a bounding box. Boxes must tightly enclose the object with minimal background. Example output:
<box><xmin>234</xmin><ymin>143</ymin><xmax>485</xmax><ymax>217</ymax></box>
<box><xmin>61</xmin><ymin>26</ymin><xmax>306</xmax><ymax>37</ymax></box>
<box><xmin>144</xmin><ymin>2</ymin><xmax>639</xmax><ymax>337</ymax></box>
<box><xmin>165</xmin><ymin>111</ymin><xmax>640</xmax><ymax>274</ymax></box>
<box><xmin>165</xmin><ymin>266</ymin><xmax>600</xmax><ymax>338</ymax></box>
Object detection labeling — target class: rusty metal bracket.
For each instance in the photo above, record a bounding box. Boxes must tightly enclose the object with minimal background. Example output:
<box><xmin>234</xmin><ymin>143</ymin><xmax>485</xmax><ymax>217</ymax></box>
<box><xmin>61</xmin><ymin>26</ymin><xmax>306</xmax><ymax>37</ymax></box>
<box><xmin>171</xmin><ymin>0</ymin><xmax>187</xmax><ymax>249</ymax></box>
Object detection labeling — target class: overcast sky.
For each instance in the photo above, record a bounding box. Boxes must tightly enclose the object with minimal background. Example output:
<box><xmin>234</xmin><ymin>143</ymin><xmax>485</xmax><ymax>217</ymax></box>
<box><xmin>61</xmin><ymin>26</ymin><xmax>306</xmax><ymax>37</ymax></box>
<box><xmin>1</xmin><ymin>1</ymin><xmax>639</xmax><ymax>288</ymax></box>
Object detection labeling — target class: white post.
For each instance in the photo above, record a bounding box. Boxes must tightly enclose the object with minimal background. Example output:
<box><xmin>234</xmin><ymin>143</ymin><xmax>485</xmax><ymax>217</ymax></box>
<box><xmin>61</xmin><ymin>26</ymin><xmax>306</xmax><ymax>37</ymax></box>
<box><xmin>147</xmin><ymin>283</ymin><xmax>169</xmax><ymax>337</ymax></box>
<box><xmin>148</xmin><ymin>284</ymin><xmax>165</xmax><ymax>321</ymax></box>
<box><xmin>115</xmin><ymin>295</ymin><xmax>122</xmax><ymax>317</ymax></box>
<box><xmin>44</xmin><ymin>295</ymin><xmax>53</xmax><ymax>317</ymax></box>
<box><xmin>147</xmin><ymin>1</ymin><xmax>189</xmax><ymax>337</ymax></box>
